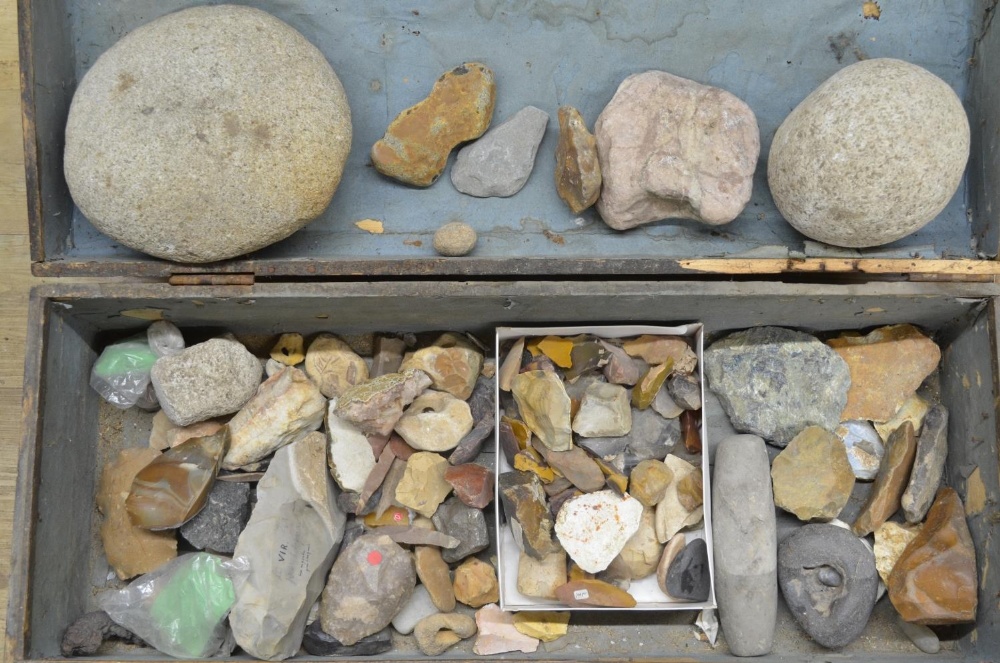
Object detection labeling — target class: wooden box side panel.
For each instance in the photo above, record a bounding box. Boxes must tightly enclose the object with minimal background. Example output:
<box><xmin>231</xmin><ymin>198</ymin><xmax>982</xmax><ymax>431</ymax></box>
<box><xmin>969</xmin><ymin>0</ymin><xmax>1000</xmax><ymax>259</ymax></box>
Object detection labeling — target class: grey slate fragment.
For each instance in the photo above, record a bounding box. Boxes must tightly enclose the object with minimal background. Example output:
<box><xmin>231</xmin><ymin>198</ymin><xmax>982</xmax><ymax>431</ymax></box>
<box><xmin>901</xmin><ymin>404</ymin><xmax>948</xmax><ymax>523</ymax></box>
<box><xmin>451</xmin><ymin>106</ymin><xmax>549</xmax><ymax>198</ymax></box>
<box><xmin>432</xmin><ymin>496</ymin><xmax>490</xmax><ymax>563</ymax></box>
<box><xmin>666</xmin><ymin>373</ymin><xmax>701</xmax><ymax>410</ymax></box>
<box><xmin>778</xmin><ymin>524</ymin><xmax>878</xmax><ymax>649</ymax></box>
<box><xmin>705</xmin><ymin>327</ymin><xmax>850</xmax><ymax>447</ymax></box>
<box><xmin>449</xmin><ymin>376</ymin><xmax>496</xmax><ymax>465</ymax></box>
<box><xmin>179</xmin><ymin>480</ymin><xmax>251</xmax><ymax>553</ymax></box>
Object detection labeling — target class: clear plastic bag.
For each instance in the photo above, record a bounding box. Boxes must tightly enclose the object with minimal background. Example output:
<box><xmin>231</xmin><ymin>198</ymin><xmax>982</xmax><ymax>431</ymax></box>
<box><xmin>90</xmin><ymin>337</ymin><xmax>159</xmax><ymax>409</ymax></box>
<box><xmin>99</xmin><ymin>553</ymin><xmax>242</xmax><ymax>659</ymax></box>
<box><xmin>148</xmin><ymin>321</ymin><xmax>185</xmax><ymax>358</ymax></box>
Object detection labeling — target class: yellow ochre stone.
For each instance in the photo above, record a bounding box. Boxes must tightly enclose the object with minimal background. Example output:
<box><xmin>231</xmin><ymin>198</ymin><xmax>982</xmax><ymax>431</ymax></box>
<box><xmin>536</xmin><ymin>336</ymin><xmax>574</xmax><ymax>368</ymax></box>
<box><xmin>632</xmin><ymin>359</ymin><xmax>673</xmax><ymax>410</ymax></box>
<box><xmin>269</xmin><ymin>333</ymin><xmax>304</xmax><ymax>366</ymax></box>
<box><xmin>512</xmin><ymin>612</ymin><xmax>571</xmax><ymax>642</ymax></box>
<box><xmin>371</xmin><ymin>63</ymin><xmax>496</xmax><ymax>187</ymax></box>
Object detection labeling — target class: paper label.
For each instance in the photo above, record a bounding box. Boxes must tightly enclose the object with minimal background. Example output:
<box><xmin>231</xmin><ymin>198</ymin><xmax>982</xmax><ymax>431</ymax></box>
<box><xmin>573</xmin><ymin>589</ymin><xmax>590</xmax><ymax>600</ymax></box>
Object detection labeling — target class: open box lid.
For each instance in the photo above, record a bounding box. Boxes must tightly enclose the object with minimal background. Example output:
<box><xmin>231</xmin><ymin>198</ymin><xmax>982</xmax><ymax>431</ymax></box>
<box><xmin>19</xmin><ymin>0</ymin><xmax>1000</xmax><ymax>281</ymax></box>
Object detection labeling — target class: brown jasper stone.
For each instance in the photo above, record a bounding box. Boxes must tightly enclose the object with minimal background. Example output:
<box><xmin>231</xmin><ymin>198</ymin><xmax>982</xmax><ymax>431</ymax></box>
<box><xmin>415</xmin><ymin>546</ymin><xmax>456</xmax><ymax>613</ymax></box>
<box><xmin>554</xmin><ymin>579</ymin><xmax>637</xmax><ymax>608</ymax></box>
<box><xmin>453</xmin><ymin>557</ymin><xmax>499</xmax><ymax>608</ymax></box>
<box><xmin>681</xmin><ymin>410</ymin><xmax>701</xmax><ymax>454</ymax></box>
<box><xmin>388</xmin><ymin>434</ymin><xmax>417</xmax><ymax>460</ymax></box>
<box><xmin>623</xmin><ymin>335</ymin><xmax>698</xmax><ymax>374</ymax></box>
<box><xmin>888</xmin><ymin>488</ymin><xmax>978</xmax><ymax>624</ymax></box>
<box><xmin>371</xmin><ymin>63</ymin><xmax>496</xmax><ymax>187</ymax></box>
<box><xmin>444</xmin><ymin>463</ymin><xmax>495</xmax><ymax>509</ymax></box>
<box><xmin>852</xmin><ymin>422</ymin><xmax>918</xmax><ymax>537</ymax></box>
<box><xmin>827</xmin><ymin>324</ymin><xmax>941</xmax><ymax>422</ymax></box>
<box><xmin>630</xmin><ymin>459</ymin><xmax>674</xmax><ymax>508</ymax></box>
<box><xmin>554</xmin><ymin>106</ymin><xmax>602</xmax><ymax>214</ymax></box>
<box><xmin>98</xmin><ymin>448</ymin><xmax>177</xmax><ymax>579</ymax></box>
<box><xmin>676</xmin><ymin>469</ymin><xmax>704</xmax><ymax>512</ymax></box>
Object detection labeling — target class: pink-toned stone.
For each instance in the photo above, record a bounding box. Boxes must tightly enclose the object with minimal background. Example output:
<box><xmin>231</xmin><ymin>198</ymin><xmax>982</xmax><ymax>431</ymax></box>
<box><xmin>595</xmin><ymin>70</ymin><xmax>759</xmax><ymax>230</ymax></box>
<box><xmin>473</xmin><ymin>604</ymin><xmax>539</xmax><ymax>655</ymax></box>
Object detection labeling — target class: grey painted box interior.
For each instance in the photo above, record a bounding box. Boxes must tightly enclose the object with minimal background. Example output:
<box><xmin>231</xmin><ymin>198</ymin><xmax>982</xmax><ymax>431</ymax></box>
<box><xmin>9</xmin><ymin>281</ymin><xmax>1000</xmax><ymax>661</ymax></box>
<box><xmin>21</xmin><ymin>0</ymin><xmax>1000</xmax><ymax>275</ymax></box>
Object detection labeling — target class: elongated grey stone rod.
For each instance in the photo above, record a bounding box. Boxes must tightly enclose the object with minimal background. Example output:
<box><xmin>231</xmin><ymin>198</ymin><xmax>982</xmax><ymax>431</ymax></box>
<box><xmin>713</xmin><ymin>434</ymin><xmax>777</xmax><ymax>657</ymax></box>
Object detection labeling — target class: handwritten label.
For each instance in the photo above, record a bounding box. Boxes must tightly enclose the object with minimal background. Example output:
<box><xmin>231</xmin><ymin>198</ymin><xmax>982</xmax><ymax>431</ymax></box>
<box><xmin>573</xmin><ymin>589</ymin><xmax>589</xmax><ymax>601</ymax></box>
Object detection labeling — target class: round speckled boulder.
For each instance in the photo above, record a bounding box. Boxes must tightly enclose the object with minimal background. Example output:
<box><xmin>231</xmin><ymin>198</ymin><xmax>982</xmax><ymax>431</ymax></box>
<box><xmin>64</xmin><ymin>5</ymin><xmax>352</xmax><ymax>263</ymax></box>
<box><xmin>768</xmin><ymin>58</ymin><xmax>969</xmax><ymax>248</ymax></box>
<box><xmin>432</xmin><ymin>222</ymin><xmax>477</xmax><ymax>257</ymax></box>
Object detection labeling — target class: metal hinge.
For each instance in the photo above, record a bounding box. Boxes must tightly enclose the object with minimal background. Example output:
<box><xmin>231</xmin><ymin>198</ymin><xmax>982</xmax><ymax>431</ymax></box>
<box><xmin>168</xmin><ymin>272</ymin><xmax>255</xmax><ymax>286</ymax></box>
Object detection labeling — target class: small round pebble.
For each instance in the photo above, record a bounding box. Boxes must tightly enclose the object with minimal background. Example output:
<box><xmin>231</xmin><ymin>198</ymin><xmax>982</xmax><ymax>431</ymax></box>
<box><xmin>433</xmin><ymin>222</ymin><xmax>477</xmax><ymax>257</ymax></box>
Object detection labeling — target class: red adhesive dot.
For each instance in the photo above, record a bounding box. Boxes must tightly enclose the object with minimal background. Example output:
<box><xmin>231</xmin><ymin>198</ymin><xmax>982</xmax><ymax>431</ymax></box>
<box><xmin>393</xmin><ymin>512</ymin><xmax>403</xmax><ymax>522</ymax></box>
<box><xmin>367</xmin><ymin>551</ymin><xmax>383</xmax><ymax>566</ymax></box>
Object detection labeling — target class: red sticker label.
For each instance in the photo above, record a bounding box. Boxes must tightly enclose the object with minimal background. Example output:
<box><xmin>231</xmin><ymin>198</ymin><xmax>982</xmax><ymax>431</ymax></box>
<box><xmin>367</xmin><ymin>551</ymin><xmax>383</xmax><ymax>566</ymax></box>
<box><xmin>393</xmin><ymin>512</ymin><xmax>403</xmax><ymax>522</ymax></box>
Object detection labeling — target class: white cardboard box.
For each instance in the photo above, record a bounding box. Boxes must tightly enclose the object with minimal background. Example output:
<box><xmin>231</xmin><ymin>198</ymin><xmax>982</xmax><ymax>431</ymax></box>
<box><xmin>495</xmin><ymin>324</ymin><xmax>715</xmax><ymax>612</ymax></box>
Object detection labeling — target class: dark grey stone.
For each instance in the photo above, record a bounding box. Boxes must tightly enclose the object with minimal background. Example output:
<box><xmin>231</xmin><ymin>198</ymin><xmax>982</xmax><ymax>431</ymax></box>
<box><xmin>580</xmin><ymin>407</ymin><xmax>680</xmax><ymax>462</ymax></box>
<box><xmin>712</xmin><ymin>434</ymin><xmax>777</xmax><ymax>657</ymax></box>
<box><xmin>432</xmin><ymin>496</ymin><xmax>490</xmax><ymax>563</ymax></box>
<box><xmin>61</xmin><ymin>611</ymin><xmax>144</xmax><ymax>657</ymax></box>
<box><xmin>336</xmin><ymin>486</ymin><xmax>381</xmax><ymax>517</ymax></box>
<box><xmin>666</xmin><ymin>538</ymin><xmax>710</xmax><ymax>601</ymax></box>
<box><xmin>667</xmin><ymin>373</ymin><xmax>701</xmax><ymax>411</ymax></box>
<box><xmin>705</xmin><ymin>327</ymin><xmax>850</xmax><ymax>447</ymax></box>
<box><xmin>778</xmin><ymin>524</ymin><xmax>878</xmax><ymax>649</ymax></box>
<box><xmin>450</xmin><ymin>376</ymin><xmax>496</xmax><ymax>465</ymax></box>
<box><xmin>340</xmin><ymin>520</ymin><xmax>366</xmax><ymax>552</ymax></box>
<box><xmin>179</xmin><ymin>480</ymin><xmax>251</xmax><ymax>553</ymax></box>
<box><xmin>451</xmin><ymin>105</ymin><xmax>549</xmax><ymax>198</ymax></box>
<box><xmin>901</xmin><ymin>404</ymin><xmax>949</xmax><ymax>523</ymax></box>
<box><xmin>302</xmin><ymin>622</ymin><xmax>393</xmax><ymax>657</ymax></box>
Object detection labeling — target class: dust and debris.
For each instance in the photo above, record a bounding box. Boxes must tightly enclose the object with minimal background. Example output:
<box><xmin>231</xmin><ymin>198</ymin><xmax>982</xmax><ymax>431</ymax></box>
<box><xmin>963</xmin><ymin>375</ymin><xmax>971</xmax><ymax>389</ymax></box>
<box><xmin>120</xmin><ymin>308</ymin><xmax>164</xmax><ymax>321</ymax></box>
<box><xmin>862</xmin><ymin>2</ymin><xmax>881</xmax><ymax>20</ymax></box>
<box><xmin>355</xmin><ymin>219</ymin><xmax>385</xmax><ymax>234</ymax></box>
<box><xmin>370</xmin><ymin>79</ymin><xmax>382</xmax><ymax>92</ymax></box>
<box><xmin>829</xmin><ymin>32</ymin><xmax>868</xmax><ymax>63</ymax></box>
<box><xmin>543</xmin><ymin>230</ymin><xmax>566</xmax><ymax>245</ymax></box>
<box><xmin>864</xmin><ymin>308</ymin><xmax>886</xmax><ymax>314</ymax></box>
<box><xmin>966</xmin><ymin>467</ymin><xmax>986</xmax><ymax>516</ymax></box>
<box><xmin>403</xmin><ymin>239</ymin><xmax>423</xmax><ymax>247</ymax></box>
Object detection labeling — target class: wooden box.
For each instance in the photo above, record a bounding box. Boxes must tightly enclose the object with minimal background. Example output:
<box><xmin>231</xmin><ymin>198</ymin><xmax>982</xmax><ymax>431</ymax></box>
<box><xmin>8</xmin><ymin>281</ymin><xmax>1000</xmax><ymax>661</ymax></box>
<box><xmin>16</xmin><ymin>0</ymin><xmax>1000</xmax><ymax>280</ymax></box>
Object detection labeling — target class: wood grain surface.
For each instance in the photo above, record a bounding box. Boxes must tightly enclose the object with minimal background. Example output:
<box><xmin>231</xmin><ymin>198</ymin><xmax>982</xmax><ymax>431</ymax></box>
<box><xmin>2</xmin><ymin>0</ymin><xmax>32</xmax><ymax>659</ymax></box>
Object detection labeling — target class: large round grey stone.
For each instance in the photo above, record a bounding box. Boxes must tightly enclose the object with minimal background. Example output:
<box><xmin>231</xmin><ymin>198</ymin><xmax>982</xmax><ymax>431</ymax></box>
<box><xmin>64</xmin><ymin>5</ymin><xmax>352</xmax><ymax>263</ymax></box>
<box><xmin>768</xmin><ymin>58</ymin><xmax>969</xmax><ymax>248</ymax></box>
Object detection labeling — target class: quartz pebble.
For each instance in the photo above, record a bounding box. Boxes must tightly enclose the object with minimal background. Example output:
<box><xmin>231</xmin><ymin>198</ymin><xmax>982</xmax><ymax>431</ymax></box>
<box><xmin>224</xmin><ymin>366</ymin><xmax>326</xmax><ymax>470</ymax></box>
<box><xmin>778</xmin><ymin>524</ymin><xmax>879</xmax><ymax>649</ymax></box>
<box><xmin>771</xmin><ymin>426</ymin><xmax>855</xmax><ymax>522</ymax></box>
<box><xmin>394</xmin><ymin>390</ymin><xmax>473</xmax><ymax>452</ymax></box>
<box><xmin>151</xmin><ymin>338</ymin><xmax>262</xmax><ymax>426</ymax></box>
<box><xmin>269</xmin><ymin>333</ymin><xmax>304</xmax><ymax>366</ymax></box>
<box><xmin>230</xmin><ymin>432</ymin><xmax>346</xmax><ymax>660</ymax></box>
<box><xmin>395</xmin><ymin>452</ymin><xmax>452</xmax><ymax>519</ymax></box>
<box><xmin>400</xmin><ymin>333</ymin><xmax>483</xmax><ymax>400</ymax></box>
<box><xmin>768</xmin><ymin>59</ymin><xmax>970</xmax><ymax>248</ymax></box>
<box><xmin>454</xmin><ymin>557</ymin><xmax>499</xmax><ymax>608</ymax></box>
<box><xmin>554</xmin><ymin>490</ymin><xmax>643</xmax><ymax>573</ymax></box>
<box><xmin>512</xmin><ymin>371</ymin><xmax>573</xmax><ymax>451</ymax></box>
<box><xmin>712</xmin><ymin>434</ymin><xmax>776</xmax><ymax>657</ymax></box>
<box><xmin>97</xmin><ymin>448</ymin><xmax>177</xmax><ymax>580</ymax></box>
<box><xmin>452</xmin><ymin>105</ymin><xmax>548</xmax><ymax>198</ymax></box>
<box><xmin>573</xmin><ymin>382</ymin><xmax>632</xmax><ymax>437</ymax></box>
<box><xmin>555</xmin><ymin>105</ymin><xmax>602</xmax><ymax>213</ymax></box>
<box><xmin>852</xmin><ymin>422</ymin><xmax>918</xmax><ymax>537</ymax></box>
<box><xmin>595</xmin><ymin>70</ymin><xmax>759</xmax><ymax>229</ymax></box>
<box><xmin>517</xmin><ymin>550</ymin><xmax>568</xmax><ymax>599</ymax></box>
<box><xmin>888</xmin><ymin>487</ymin><xmax>978</xmax><ymax>624</ymax></box>
<box><xmin>414</xmin><ymin>613</ymin><xmax>477</xmax><ymax>656</ymax></box>
<box><xmin>334</xmin><ymin>369</ymin><xmax>432</xmax><ymax>437</ymax></box>
<box><xmin>319</xmin><ymin>534</ymin><xmax>416</xmax><ymax>646</ymax></box>
<box><xmin>305</xmin><ymin>334</ymin><xmax>369</xmax><ymax>399</ymax></box>
<box><xmin>705</xmin><ymin>327</ymin><xmax>850</xmax><ymax>447</ymax></box>
<box><xmin>835</xmin><ymin>420</ymin><xmax>885</xmax><ymax>481</ymax></box>
<box><xmin>827</xmin><ymin>325</ymin><xmax>940</xmax><ymax>422</ymax></box>
<box><xmin>473</xmin><ymin>604</ymin><xmax>539</xmax><ymax>655</ymax></box>
<box><xmin>391</xmin><ymin>585</ymin><xmax>437</xmax><ymax>636</ymax></box>
<box><xmin>372</xmin><ymin>62</ymin><xmax>496</xmax><ymax>187</ymax></box>
<box><xmin>432</xmin><ymin>496</ymin><xmax>489</xmax><ymax>563</ymax></box>
<box><xmin>444</xmin><ymin>463</ymin><xmax>494</xmax><ymax>509</ymax></box>
<box><xmin>901</xmin><ymin>404</ymin><xmax>949</xmax><ymax>523</ymax></box>
<box><xmin>433</xmin><ymin>221</ymin><xmax>477</xmax><ymax>256</ymax></box>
